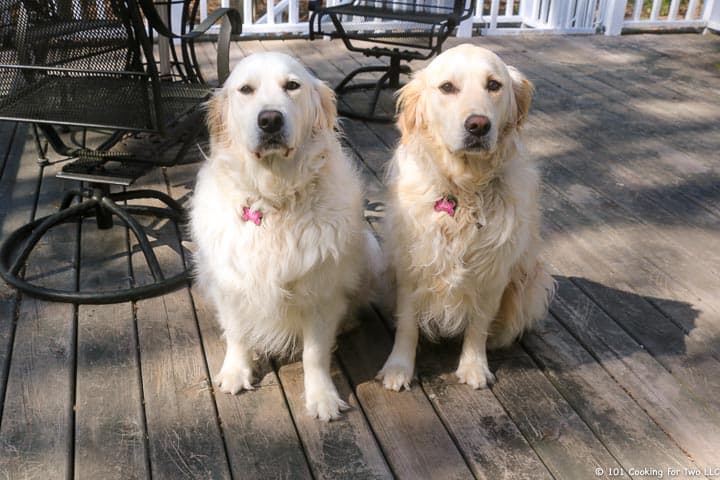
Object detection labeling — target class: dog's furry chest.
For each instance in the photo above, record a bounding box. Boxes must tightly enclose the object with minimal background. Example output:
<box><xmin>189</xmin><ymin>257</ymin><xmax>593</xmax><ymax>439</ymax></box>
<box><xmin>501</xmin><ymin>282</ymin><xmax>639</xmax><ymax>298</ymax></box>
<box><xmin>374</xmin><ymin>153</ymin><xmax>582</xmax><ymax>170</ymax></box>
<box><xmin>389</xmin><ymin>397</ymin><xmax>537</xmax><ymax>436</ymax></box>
<box><xmin>392</xmin><ymin>196</ymin><xmax>526</xmax><ymax>338</ymax></box>
<box><xmin>399</xmin><ymin>188</ymin><xmax>524</xmax><ymax>277</ymax></box>
<box><xmin>217</xmin><ymin>201</ymin><xmax>354</xmax><ymax>290</ymax></box>
<box><xmin>423</xmin><ymin>213</ymin><xmax>515</xmax><ymax>284</ymax></box>
<box><xmin>192</xmin><ymin>185</ymin><xmax>363</xmax><ymax>355</ymax></box>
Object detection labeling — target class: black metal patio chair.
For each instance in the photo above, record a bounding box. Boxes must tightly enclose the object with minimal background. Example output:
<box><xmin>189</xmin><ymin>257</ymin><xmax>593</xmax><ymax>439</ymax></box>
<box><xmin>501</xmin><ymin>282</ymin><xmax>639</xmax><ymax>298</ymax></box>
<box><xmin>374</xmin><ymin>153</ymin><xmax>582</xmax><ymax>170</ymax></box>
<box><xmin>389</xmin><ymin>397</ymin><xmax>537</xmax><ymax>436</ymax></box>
<box><xmin>0</xmin><ymin>0</ymin><xmax>241</xmax><ymax>303</ymax></box>
<box><xmin>309</xmin><ymin>0</ymin><xmax>473</xmax><ymax>122</ymax></box>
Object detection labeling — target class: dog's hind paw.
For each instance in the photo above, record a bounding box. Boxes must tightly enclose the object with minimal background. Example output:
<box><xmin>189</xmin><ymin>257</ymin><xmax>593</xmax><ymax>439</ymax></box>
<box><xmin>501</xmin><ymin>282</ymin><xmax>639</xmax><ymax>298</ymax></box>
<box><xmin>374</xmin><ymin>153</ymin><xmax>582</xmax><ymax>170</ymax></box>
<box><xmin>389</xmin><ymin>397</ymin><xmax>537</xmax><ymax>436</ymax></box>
<box><xmin>376</xmin><ymin>361</ymin><xmax>414</xmax><ymax>391</ymax></box>
<box><xmin>305</xmin><ymin>389</ymin><xmax>348</xmax><ymax>422</ymax></box>
<box><xmin>455</xmin><ymin>361</ymin><xmax>496</xmax><ymax>389</ymax></box>
<box><xmin>215</xmin><ymin>365</ymin><xmax>254</xmax><ymax>395</ymax></box>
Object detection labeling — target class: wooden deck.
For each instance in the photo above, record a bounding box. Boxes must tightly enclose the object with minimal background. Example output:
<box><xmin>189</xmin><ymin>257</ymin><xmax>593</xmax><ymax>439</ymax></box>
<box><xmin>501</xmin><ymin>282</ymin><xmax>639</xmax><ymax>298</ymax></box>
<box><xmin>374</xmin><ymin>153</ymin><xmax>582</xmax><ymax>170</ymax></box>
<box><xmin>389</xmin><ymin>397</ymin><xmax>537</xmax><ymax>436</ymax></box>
<box><xmin>1</xmin><ymin>33</ymin><xmax>720</xmax><ymax>479</ymax></box>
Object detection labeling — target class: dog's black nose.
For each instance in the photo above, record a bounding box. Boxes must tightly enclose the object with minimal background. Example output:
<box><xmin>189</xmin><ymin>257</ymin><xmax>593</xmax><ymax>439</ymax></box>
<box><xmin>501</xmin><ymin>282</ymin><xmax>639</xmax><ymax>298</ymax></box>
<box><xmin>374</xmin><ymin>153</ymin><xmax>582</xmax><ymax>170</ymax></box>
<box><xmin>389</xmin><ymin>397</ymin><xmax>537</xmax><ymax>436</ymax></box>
<box><xmin>257</xmin><ymin>110</ymin><xmax>284</xmax><ymax>134</ymax></box>
<box><xmin>464</xmin><ymin>114</ymin><xmax>491</xmax><ymax>136</ymax></box>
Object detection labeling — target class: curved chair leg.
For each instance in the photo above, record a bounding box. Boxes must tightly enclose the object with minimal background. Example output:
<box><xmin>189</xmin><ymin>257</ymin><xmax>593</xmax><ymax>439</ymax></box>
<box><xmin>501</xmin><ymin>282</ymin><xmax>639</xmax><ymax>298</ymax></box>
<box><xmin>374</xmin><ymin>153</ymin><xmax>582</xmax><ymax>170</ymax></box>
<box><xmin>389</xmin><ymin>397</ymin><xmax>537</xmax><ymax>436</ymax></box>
<box><xmin>60</xmin><ymin>189</ymin><xmax>86</xmax><ymax>210</ymax></box>
<box><xmin>336</xmin><ymin>65</ymin><xmax>391</xmax><ymax>93</ymax></box>
<box><xmin>335</xmin><ymin>61</ymin><xmax>412</xmax><ymax>123</ymax></box>
<box><xmin>7</xmin><ymin>200</ymin><xmax>98</xmax><ymax>276</ymax></box>
<box><xmin>109</xmin><ymin>189</ymin><xmax>184</xmax><ymax>213</ymax></box>
<box><xmin>368</xmin><ymin>71</ymin><xmax>392</xmax><ymax>116</ymax></box>
<box><xmin>99</xmin><ymin>197</ymin><xmax>165</xmax><ymax>282</ymax></box>
<box><xmin>123</xmin><ymin>205</ymin><xmax>184</xmax><ymax>222</ymax></box>
<box><xmin>0</xmin><ymin>192</ymin><xmax>189</xmax><ymax>304</ymax></box>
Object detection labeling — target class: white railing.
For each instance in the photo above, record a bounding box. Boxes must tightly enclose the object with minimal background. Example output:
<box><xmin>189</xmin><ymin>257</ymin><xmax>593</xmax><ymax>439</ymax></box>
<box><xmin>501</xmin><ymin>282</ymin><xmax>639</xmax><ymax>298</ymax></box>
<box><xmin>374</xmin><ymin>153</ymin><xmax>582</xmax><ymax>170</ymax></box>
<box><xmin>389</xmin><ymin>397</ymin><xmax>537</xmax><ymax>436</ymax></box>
<box><xmin>605</xmin><ymin>0</ymin><xmax>717</xmax><ymax>33</ymax></box>
<box><xmin>471</xmin><ymin>0</ymin><xmax>603</xmax><ymax>34</ymax></box>
<box><xmin>202</xmin><ymin>0</ymin><xmax>720</xmax><ymax>37</ymax></box>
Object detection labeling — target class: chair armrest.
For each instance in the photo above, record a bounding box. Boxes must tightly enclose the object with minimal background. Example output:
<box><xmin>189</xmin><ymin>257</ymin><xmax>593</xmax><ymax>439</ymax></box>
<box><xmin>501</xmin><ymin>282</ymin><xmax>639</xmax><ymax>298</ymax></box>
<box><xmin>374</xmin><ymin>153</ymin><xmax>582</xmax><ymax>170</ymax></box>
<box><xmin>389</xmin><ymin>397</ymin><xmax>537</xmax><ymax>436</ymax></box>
<box><xmin>137</xmin><ymin>1</ymin><xmax>242</xmax><ymax>86</ymax></box>
<box><xmin>137</xmin><ymin>1</ymin><xmax>242</xmax><ymax>40</ymax></box>
<box><xmin>454</xmin><ymin>0</ymin><xmax>474</xmax><ymax>21</ymax></box>
<box><xmin>309</xmin><ymin>0</ymin><xmax>354</xmax><ymax>39</ymax></box>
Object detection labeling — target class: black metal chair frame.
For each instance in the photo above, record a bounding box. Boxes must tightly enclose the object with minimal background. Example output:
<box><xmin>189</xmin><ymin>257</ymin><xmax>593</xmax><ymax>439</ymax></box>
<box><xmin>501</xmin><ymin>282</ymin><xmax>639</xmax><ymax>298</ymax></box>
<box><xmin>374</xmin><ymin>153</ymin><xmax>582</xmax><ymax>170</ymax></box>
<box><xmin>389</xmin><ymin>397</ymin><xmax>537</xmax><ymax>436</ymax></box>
<box><xmin>0</xmin><ymin>0</ymin><xmax>241</xmax><ymax>304</ymax></box>
<box><xmin>309</xmin><ymin>0</ymin><xmax>473</xmax><ymax>122</ymax></box>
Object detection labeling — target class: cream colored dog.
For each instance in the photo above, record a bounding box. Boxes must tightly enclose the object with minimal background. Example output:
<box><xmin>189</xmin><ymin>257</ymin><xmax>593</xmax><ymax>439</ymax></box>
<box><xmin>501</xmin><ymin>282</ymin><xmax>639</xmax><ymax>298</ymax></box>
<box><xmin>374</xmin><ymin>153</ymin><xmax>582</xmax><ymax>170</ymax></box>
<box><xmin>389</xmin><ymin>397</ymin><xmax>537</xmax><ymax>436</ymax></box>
<box><xmin>191</xmin><ymin>52</ymin><xmax>376</xmax><ymax>420</ymax></box>
<box><xmin>377</xmin><ymin>44</ymin><xmax>555</xmax><ymax>391</ymax></box>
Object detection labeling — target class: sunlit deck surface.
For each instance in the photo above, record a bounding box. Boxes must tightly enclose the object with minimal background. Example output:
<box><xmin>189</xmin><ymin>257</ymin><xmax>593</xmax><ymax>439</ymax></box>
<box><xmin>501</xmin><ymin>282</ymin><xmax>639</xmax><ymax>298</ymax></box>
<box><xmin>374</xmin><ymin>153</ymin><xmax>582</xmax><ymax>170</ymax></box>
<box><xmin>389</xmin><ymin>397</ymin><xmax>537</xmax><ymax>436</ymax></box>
<box><xmin>1</xmin><ymin>33</ymin><xmax>720</xmax><ymax>479</ymax></box>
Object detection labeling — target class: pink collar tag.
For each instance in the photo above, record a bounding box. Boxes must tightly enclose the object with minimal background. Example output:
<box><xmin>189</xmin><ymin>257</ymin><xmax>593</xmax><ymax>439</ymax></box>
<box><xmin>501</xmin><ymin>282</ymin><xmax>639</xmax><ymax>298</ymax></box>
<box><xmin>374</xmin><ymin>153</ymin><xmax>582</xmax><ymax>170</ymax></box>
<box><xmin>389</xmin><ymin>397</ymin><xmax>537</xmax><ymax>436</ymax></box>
<box><xmin>241</xmin><ymin>206</ymin><xmax>263</xmax><ymax>226</ymax></box>
<box><xmin>434</xmin><ymin>196</ymin><xmax>457</xmax><ymax>217</ymax></box>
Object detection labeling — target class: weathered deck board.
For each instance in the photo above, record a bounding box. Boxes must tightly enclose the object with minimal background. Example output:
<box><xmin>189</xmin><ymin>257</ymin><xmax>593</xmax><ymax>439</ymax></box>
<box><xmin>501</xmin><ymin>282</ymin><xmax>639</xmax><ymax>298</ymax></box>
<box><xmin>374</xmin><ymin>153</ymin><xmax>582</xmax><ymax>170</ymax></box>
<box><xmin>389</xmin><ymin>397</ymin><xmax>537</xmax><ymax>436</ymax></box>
<box><xmin>545</xmin><ymin>181</ymin><xmax>718</xmax><ymax>462</ymax></box>
<box><xmin>551</xmin><ymin>277</ymin><xmax>720</xmax><ymax>468</ymax></box>
<box><xmin>129</xmin><ymin>168</ymin><xmax>231</xmax><ymax>480</ymax></box>
<box><xmin>0</xmin><ymin>122</ymin><xmax>25</xmax><ymax>413</ymax></box>
<box><xmin>0</xmin><ymin>131</ymin><xmax>77</xmax><ymax>479</ymax></box>
<box><xmin>522</xmin><ymin>314</ymin><xmax>698</xmax><ymax>477</ymax></box>
<box><xmin>1</xmin><ymin>33</ymin><xmax>719</xmax><ymax>479</ymax></box>
<box><xmin>73</xmin><ymin>134</ymin><xmax>149</xmax><ymax>479</ymax></box>
<box><xmin>489</xmin><ymin>351</ymin><xmax>624</xmax><ymax>479</ymax></box>
<box><xmin>337</xmin><ymin>307</ymin><xmax>474</xmax><ymax>479</ymax></box>
<box><xmin>74</xmin><ymin>226</ymin><xmax>149</xmax><ymax>479</ymax></box>
<box><xmin>277</xmin><ymin>360</ymin><xmax>393</xmax><ymax>479</ymax></box>
<box><xmin>419</xmin><ymin>345</ymin><xmax>554</xmax><ymax>480</ymax></box>
<box><xmin>540</xmin><ymin>169</ymin><xmax>720</xmax><ymax>377</ymax></box>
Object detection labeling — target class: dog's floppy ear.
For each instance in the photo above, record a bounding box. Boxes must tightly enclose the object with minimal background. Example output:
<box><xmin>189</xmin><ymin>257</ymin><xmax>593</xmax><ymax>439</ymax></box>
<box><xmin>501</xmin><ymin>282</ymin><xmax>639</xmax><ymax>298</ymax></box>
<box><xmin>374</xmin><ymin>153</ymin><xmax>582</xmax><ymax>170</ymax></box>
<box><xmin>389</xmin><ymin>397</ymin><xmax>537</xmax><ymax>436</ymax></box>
<box><xmin>508</xmin><ymin>66</ymin><xmax>533</xmax><ymax>128</ymax></box>
<box><xmin>396</xmin><ymin>73</ymin><xmax>426</xmax><ymax>144</ymax></box>
<box><xmin>313</xmin><ymin>80</ymin><xmax>337</xmax><ymax>132</ymax></box>
<box><xmin>206</xmin><ymin>89</ymin><xmax>229</xmax><ymax>148</ymax></box>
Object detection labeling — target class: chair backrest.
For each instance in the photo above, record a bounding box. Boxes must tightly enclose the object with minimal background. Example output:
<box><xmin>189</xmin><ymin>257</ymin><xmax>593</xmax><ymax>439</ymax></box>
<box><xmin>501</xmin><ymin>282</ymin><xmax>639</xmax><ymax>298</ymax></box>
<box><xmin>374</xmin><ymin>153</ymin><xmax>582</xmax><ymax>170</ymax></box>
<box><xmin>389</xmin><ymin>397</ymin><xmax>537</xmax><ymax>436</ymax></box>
<box><xmin>315</xmin><ymin>0</ymin><xmax>471</xmax><ymax>58</ymax></box>
<box><xmin>0</xmin><ymin>0</ymin><xmax>183</xmax><ymax>131</ymax></box>
<box><xmin>350</xmin><ymin>0</ymin><xmax>472</xmax><ymax>20</ymax></box>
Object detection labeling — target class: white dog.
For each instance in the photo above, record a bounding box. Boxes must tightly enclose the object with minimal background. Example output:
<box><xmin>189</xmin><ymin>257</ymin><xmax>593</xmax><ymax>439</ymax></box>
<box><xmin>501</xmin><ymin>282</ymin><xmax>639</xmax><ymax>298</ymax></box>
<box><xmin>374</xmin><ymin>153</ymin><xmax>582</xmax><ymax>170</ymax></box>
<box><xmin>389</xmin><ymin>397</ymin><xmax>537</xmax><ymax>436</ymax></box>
<box><xmin>377</xmin><ymin>44</ymin><xmax>555</xmax><ymax>391</ymax></box>
<box><xmin>191</xmin><ymin>52</ymin><xmax>375</xmax><ymax>420</ymax></box>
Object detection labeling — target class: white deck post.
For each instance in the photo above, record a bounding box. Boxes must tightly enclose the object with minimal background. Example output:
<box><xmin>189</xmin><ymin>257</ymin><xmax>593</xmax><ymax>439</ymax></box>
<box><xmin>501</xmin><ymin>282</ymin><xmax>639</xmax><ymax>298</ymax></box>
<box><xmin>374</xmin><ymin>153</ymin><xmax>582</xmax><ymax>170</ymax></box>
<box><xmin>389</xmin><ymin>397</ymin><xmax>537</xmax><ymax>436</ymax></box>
<box><xmin>156</xmin><ymin>0</ymin><xmax>170</xmax><ymax>75</ymax></box>
<box><xmin>603</xmin><ymin>0</ymin><xmax>627</xmax><ymax>35</ymax></box>
<box><xmin>704</xmin><ymin>0</ymin><xmax>720</xmax><ymax>31</ymax></box>
<box><xmin>457</xmin><ymin>0</ymin><xmax>474</xmax><ymax>37</ymax></box>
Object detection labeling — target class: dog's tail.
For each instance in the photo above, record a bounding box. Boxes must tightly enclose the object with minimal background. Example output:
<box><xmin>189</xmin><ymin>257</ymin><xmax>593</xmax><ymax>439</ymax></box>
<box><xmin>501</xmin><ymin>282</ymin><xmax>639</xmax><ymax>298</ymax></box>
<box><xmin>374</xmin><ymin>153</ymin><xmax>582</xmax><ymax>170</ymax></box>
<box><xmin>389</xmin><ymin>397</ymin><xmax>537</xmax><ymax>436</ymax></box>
<box><xmin>488</xmin><ymin>259</ymin><xmax>556</xmax><ymax>350</ymax></box>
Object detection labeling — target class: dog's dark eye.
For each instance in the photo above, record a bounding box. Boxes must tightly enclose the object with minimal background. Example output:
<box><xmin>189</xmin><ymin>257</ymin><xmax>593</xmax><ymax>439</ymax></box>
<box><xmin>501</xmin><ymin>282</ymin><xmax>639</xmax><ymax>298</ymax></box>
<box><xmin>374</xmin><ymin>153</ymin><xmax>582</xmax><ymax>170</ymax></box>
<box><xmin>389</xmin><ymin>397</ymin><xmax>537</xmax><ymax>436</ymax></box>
<box><xmin>487</xmin><ymin>79</ymin><xmax>502</xmax><ymax>92</ymax></box>
<box><xmin>285</xmin><ymin>80</ymin><xmax>301</xmax><ymax>91</ymax></box>
<box><xmin>439</xmin><ymin>82</ymin><xmax>457</xmax><ymax>94</ymax></box>
<box><xmin>239</xmin><ymin>84</ymin><xmax>254</xmax><ymax>95</ymax></box>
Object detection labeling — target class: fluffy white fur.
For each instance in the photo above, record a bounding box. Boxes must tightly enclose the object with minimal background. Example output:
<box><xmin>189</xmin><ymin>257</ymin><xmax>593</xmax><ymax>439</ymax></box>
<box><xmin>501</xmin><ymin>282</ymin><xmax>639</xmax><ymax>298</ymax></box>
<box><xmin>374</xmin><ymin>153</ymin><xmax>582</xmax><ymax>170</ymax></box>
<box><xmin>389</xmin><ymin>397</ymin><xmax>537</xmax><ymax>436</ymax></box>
<box><xmin>377</xmin><ymin>44</ymin><xmax>555</xmax><ymax>391</ymax></box>
<box><xmin>191</xmin><ymin>52</ymin><xmax>372</xmax><ymax>420</ymax></box>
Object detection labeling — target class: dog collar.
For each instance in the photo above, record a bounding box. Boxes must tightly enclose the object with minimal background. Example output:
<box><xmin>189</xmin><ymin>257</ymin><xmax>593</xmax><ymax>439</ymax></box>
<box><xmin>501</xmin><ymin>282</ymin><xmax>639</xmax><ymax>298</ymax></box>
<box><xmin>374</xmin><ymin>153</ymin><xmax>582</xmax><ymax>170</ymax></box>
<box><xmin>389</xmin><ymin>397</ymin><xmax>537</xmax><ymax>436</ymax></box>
<box><xmin>434</xmin><ymin>196</ymin><xmax>457</xmax><ymax>217</ymax></box>
<box><xmin>241</xmin><ymin>206</ymin><xmax>263</xmax><ymax>226</ymax></box>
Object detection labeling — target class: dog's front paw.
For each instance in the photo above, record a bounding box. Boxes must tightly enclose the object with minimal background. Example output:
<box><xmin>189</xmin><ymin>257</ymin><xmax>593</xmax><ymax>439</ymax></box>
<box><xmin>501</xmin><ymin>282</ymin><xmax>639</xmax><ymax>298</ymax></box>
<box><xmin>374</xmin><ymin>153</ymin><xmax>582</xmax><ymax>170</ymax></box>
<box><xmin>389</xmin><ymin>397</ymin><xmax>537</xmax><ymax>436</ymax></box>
<box><xmin>215</xmin><ymin>365</ymin><xmax>254</xmax><ymax>395</ymax></box>
<box><xmin>305</xmin><ymin>388</ymin><xmax>348</xmax><ymax>421</ymax></box>
<box><xmin>377</xmin><ymin>359</ymin><xmax>414</xmax><ymax>392</ymax></box>
<box><xmin>456</xmin><ymin>361</ymin><xmax>496</xmax><ymax>389</ymax></box>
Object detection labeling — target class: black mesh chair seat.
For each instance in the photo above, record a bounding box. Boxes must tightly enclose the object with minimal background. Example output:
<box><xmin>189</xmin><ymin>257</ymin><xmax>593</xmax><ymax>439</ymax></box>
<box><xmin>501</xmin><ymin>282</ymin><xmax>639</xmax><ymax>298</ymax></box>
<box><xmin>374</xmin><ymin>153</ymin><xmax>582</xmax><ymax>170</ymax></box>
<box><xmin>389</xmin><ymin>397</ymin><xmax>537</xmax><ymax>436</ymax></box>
<box><xmin>0</xmin><ymin>76</ymin><xmax>212</xmax><ymax>131</ymax></box>
<box><xmin>17</xmin><ymin>19</ymin><xmax>125</xmax><ymax>44</ymax></box>
<box><xmin>0</xmin><ymin>0</ymin><xmax>241</xmax><ymax>304</ymax></box>
<box><xmin>309</xmin><ymin>0</ymin><xmax>472</xmax><ymax>122</ymax></box>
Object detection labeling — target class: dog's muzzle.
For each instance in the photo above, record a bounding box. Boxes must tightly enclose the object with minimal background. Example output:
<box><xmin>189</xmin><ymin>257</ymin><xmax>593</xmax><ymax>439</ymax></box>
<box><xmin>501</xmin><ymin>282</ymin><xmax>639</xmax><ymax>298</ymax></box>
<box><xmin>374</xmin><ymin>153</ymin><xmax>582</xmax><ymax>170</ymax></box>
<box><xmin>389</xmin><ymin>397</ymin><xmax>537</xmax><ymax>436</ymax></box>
<box><xmin>257</xmin><ymin>109</ymin><xmax>288</xmax><ymax>151</ymax></box>
<box><xmin>463</xmin><ymin>114</ymin><xmax>492</xmax><ymax>151</ymax></box>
